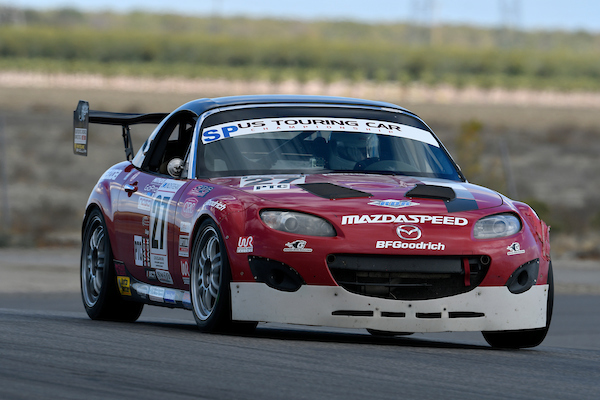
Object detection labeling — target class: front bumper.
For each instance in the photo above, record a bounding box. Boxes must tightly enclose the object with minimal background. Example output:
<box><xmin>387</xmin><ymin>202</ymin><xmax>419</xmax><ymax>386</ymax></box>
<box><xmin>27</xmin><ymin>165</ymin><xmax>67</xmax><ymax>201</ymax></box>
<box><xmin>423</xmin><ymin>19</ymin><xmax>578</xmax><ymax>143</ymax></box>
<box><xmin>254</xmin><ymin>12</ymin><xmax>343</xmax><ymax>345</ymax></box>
<box><xmin>231</xmin><ymin>283</ymin><xmax>549</xmax><ymax>332</ymax></box>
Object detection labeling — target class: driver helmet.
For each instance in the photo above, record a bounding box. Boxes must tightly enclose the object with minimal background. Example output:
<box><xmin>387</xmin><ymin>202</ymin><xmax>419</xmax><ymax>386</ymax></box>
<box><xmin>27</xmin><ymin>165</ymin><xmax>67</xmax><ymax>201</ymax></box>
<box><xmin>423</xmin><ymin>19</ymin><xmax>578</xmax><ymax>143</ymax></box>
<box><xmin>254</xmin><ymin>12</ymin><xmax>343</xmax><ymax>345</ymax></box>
<box><xmin>329</xmin><ymin>132</ymin><xmax>379</xmax><ymax>170</ymax></box>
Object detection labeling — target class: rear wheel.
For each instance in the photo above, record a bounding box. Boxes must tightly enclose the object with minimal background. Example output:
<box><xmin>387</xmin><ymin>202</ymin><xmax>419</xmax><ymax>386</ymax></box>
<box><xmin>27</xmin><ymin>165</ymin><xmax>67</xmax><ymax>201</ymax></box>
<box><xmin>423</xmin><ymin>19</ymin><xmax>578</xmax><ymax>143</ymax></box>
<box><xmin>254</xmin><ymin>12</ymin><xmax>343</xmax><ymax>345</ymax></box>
<box><xmin>482</xmin><ymin>262</ymin><xmax>554</xmax><ymax>349</ymax></box>
<box><xmin>81</xmin><ymin>208</ymin><xmax>143</xmax><ymax>321</ymax></box>
<box><xmin>190</xmin><ymin>219</ymin><xmax>257</xmax><ymax>333</ymax></box>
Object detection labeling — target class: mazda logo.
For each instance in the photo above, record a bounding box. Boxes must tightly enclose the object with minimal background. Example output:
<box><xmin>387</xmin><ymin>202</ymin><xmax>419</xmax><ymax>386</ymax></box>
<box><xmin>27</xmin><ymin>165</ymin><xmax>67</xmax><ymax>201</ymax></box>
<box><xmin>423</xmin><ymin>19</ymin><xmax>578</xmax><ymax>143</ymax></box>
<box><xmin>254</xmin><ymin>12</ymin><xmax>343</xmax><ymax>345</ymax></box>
<box><xmin>396</xmin><ymin>225</ymin><xmax>422</xmax><ymax>240</ymax></box>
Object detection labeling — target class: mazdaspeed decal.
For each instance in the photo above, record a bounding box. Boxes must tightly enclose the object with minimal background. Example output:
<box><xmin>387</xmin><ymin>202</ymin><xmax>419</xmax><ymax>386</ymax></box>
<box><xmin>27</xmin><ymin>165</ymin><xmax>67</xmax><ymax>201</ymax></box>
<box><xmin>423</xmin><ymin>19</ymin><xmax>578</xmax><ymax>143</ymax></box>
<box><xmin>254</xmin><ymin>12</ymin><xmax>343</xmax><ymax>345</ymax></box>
<box><xmin>202</xmin><ymin>117</ymin><xmax>439</xmax><ymax>147</ymax></box>
<box><xmin>342</xmin><ymin>214</ymin><xmax>468</xmax><ymax>226</ymax></box>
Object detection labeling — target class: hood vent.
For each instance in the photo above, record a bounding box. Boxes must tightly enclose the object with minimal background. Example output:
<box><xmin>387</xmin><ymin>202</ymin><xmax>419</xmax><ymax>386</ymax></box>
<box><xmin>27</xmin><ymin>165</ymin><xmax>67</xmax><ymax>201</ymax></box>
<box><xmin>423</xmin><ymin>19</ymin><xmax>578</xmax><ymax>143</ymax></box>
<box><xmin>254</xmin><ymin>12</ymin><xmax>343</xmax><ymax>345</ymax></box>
<box><xmin>406</xmin><ymin>184</ymin><xmax>456</xmax><ymax>201</ymax></box>
<box><xmin>298</xmin><ymin>183</ymin><xmax>372</xmax><ymax>200</ymax></box>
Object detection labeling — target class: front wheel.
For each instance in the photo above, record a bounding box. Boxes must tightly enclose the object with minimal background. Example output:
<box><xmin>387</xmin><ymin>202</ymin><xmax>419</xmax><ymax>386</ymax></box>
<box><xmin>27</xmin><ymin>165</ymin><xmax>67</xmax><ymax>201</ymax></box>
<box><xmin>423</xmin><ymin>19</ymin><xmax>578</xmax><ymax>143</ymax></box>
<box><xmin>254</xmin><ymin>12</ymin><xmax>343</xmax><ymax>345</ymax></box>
<box><xmin>81</xmin><ymin>208</ymin><xmax>143</xmax><ymax>322</ymax></box>
<box><xmin>482</xmin><ymin>262</ymin><xmax>554</xmax><ymax>349</ymax></box>
<box><xmin>190</xmin><ymin>219</ymin><xmax>256</xmax><ymax>333</ymax></box>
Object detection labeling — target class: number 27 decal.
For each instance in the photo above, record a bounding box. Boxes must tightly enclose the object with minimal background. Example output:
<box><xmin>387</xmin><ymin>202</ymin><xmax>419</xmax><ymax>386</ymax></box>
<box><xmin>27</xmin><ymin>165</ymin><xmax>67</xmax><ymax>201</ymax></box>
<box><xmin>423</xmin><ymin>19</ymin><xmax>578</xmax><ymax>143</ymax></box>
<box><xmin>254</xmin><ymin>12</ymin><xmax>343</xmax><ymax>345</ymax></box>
<box><xmin>151</xmin><ymin>195</ymin><xmax>170</xmax><ymax>251</ymax></box>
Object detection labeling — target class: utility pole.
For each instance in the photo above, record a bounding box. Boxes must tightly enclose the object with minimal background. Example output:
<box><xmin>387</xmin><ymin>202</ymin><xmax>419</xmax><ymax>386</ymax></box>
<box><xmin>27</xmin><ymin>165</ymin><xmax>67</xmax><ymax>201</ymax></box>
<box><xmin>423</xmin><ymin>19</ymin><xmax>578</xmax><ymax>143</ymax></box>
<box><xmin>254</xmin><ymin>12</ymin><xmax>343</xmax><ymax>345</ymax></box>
<box><xmin>0</xmin><ymin>116</ymin><xmax>10</xmax><ymax>233</ymax></box>
<box><xmin>410</xmin><ymin>0</ymin><xmax>435</xmax><ymax>45</ymax></box>
<box><xmin>499</xmin><ymin>0</ymin><xmax>521</xmax><ymax>47</ymax></box>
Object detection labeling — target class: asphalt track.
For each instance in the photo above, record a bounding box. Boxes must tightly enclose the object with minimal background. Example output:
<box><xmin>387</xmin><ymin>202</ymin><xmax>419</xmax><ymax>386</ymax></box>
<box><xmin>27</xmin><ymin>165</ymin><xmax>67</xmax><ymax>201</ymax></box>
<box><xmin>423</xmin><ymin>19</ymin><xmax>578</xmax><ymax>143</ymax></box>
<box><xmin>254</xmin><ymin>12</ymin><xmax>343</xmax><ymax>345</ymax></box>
<box><xmin>1</xmin><ymin>292</ymin><xmax>599</xmax><ymax>400</ymax></box>
<box><xmin>1</xmin><ymin>249</ymin><xmax>599</xmax><ymax>398</ymax></box>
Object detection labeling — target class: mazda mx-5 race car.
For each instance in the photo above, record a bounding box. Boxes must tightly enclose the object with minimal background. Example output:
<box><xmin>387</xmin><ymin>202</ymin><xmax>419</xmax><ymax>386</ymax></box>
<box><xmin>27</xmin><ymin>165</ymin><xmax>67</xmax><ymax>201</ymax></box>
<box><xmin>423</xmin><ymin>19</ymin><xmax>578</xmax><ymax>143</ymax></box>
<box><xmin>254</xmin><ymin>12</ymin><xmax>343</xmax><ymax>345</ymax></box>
<box><xmin>74</xmin><ymin>95</ymin><xmax>552</xmax><ymax>348</ymax></box>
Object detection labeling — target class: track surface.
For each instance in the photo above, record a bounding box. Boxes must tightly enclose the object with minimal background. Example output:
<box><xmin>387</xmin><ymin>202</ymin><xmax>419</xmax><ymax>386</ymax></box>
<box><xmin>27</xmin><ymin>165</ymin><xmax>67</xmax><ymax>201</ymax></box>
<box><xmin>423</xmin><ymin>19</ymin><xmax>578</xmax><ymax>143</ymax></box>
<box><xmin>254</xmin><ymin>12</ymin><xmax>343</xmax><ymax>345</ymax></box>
<box><xmin>1</xmin><ymin>292</ymin><xmax>599</xmax><ymax>400</ymax></box>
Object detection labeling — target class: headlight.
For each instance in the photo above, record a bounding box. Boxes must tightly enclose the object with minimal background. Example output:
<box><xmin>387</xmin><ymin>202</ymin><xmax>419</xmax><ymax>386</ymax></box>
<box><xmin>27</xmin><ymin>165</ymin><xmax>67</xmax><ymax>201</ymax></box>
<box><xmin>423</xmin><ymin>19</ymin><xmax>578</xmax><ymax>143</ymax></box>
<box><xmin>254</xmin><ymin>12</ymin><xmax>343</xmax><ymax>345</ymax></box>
<box><xmin>260</xmin><ymin>210</ymin><xmax>336</xmax><ymax>237</ymax></box>
<box><xmin>473</xmin><ymin>213</ymin><xmax>521</xmax><ymax>239</ymax></box>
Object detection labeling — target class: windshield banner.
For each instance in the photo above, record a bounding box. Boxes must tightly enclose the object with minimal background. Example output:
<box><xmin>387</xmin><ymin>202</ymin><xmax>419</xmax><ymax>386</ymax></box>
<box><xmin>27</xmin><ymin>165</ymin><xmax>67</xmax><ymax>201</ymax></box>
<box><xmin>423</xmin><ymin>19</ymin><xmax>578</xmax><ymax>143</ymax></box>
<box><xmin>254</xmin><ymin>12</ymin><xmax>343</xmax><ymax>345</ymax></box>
<box><xmin>201</xmin><ymin>117</ymin><xmax>439</xmax><ymax>147</ymax></box>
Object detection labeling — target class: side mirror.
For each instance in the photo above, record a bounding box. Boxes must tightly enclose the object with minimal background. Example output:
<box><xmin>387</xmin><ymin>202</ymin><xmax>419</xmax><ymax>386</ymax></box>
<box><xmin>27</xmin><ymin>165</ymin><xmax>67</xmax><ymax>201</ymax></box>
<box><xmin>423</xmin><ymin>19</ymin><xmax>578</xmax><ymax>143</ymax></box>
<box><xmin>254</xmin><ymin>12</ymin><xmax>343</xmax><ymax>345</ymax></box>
<box><xmin>167</xmin><ymin>158</ymin><xmax>185</xmax><ymax>178</ymax></box>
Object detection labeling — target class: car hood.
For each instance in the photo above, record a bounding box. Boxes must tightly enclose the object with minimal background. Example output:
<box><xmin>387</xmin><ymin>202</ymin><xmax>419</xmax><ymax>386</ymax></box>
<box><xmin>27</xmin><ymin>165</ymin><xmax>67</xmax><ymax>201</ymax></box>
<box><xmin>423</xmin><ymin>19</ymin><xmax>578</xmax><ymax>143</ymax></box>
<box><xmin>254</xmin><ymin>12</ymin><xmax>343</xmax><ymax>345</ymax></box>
<box><xmin>208</xmin><ymin>173</ymin><xmax>503</xmax><ymax>213</ymax></box>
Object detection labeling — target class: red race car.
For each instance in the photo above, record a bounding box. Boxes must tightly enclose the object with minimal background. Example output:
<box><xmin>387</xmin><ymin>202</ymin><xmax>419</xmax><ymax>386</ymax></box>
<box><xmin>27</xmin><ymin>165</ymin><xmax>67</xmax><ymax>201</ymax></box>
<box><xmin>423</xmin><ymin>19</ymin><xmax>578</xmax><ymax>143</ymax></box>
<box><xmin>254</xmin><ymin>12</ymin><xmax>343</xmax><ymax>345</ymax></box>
<box><xmin>74</xmin><ymin>95</ymin><xmax>552</xmax><ymax>348</ymax></box>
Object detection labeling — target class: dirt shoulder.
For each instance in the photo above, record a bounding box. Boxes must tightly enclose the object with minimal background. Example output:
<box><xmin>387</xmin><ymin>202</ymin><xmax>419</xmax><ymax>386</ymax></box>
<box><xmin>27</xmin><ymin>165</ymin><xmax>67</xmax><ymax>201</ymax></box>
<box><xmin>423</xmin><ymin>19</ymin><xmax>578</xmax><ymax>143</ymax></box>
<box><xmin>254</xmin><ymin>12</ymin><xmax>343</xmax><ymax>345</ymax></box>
<box><xmin>3</xmin><ymin>71</ymin><xmax>600</xmax><ymax>110</ymax></box>
<box><xmin>0</xmin><ymin>247</ymin><xmax>598</xmax><ymax>295</ymax></box>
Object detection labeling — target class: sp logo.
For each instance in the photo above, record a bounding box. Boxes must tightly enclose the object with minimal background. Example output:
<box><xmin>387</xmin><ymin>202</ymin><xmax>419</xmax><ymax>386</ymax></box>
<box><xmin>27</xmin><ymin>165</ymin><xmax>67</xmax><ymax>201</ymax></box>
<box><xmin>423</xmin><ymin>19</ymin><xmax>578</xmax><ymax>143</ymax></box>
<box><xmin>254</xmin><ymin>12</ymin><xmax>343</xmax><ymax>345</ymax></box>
<box><xmin>396</xmin><ymin>225</ymin><xmax>422</xmax><ymax>241</ymax></box>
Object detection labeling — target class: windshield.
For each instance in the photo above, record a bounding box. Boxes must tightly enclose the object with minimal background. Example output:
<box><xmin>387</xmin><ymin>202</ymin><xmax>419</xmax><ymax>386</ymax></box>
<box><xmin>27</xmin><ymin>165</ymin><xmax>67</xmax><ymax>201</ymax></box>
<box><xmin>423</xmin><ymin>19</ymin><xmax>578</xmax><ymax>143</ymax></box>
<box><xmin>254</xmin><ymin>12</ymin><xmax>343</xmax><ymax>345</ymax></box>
<box><xmin>197</xmin><ymin>107</ymin><xmax>461</xmax><ymax>181</ymax></box>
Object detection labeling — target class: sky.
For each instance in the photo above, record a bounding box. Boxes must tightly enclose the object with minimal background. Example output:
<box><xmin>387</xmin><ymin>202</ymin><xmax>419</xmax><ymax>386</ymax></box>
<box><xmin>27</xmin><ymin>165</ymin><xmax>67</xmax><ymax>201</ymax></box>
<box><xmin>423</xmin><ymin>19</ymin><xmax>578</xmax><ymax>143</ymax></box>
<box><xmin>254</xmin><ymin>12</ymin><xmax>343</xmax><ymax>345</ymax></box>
<box><xmin>6</xmin><ymin>0</ymin><xmax>600</xmax><ymax>33</ymax></box>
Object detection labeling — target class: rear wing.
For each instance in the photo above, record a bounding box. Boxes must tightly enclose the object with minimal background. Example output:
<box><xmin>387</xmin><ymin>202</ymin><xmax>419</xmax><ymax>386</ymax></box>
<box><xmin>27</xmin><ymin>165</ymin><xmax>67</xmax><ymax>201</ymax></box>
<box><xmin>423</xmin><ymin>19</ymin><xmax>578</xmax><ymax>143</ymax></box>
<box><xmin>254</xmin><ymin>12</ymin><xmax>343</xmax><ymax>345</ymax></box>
<box><xmin>73</xmin><ymin>100</ymin><xmax>168</xmax><ymax>160</ymax></box>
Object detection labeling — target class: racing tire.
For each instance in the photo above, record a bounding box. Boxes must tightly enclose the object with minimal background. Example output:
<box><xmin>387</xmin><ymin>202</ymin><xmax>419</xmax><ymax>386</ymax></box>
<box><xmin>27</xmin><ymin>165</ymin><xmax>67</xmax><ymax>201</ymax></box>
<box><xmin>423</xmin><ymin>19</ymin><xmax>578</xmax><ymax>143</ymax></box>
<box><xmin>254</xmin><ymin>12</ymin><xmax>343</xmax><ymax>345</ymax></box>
<box><xmin>190</xmin><ymin>219</ymin><xmax>257</xmax><ymax>334</ymax></box>
<box><xmin>482</xmin><ymin>262</ymin><xmax>554</xmax><ymax>349</ymax></box>
<box><xmin>81</xmin><ymin>208</ymin><xmax>144</xmax><ymax>322</ymax></box>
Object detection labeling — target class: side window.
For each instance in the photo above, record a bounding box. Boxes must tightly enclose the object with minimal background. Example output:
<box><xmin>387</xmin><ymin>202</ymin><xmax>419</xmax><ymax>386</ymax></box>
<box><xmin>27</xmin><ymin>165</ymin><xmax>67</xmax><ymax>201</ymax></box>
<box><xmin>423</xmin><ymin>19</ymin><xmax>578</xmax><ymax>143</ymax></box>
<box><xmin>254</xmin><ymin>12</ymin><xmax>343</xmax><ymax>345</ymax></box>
<box><xmin>142</xmin><ymin>112</ymin><xmax>196</xmax><ymax>176</ymax></box>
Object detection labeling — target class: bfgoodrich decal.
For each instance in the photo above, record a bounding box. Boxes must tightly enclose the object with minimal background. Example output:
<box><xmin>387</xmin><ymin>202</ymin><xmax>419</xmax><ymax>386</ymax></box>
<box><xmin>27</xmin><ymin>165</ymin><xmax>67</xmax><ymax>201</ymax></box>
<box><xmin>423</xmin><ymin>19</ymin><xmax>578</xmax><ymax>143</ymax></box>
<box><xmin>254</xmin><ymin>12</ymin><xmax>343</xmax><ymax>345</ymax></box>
<box><xmin>376</xmin><ymin>241</ymin><xmax>446</xmax><ymax>250</ymax></box>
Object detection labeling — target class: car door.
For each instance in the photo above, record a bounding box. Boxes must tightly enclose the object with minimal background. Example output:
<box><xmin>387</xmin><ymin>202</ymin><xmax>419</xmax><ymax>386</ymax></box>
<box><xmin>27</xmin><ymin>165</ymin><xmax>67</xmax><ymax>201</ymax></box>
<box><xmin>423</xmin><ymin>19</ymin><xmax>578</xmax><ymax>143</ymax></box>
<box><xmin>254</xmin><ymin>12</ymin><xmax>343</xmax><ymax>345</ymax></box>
<box><xmin>113</xmin><ymin>112</ymin><xmax>196</xmax><ymax>288</ymax></box>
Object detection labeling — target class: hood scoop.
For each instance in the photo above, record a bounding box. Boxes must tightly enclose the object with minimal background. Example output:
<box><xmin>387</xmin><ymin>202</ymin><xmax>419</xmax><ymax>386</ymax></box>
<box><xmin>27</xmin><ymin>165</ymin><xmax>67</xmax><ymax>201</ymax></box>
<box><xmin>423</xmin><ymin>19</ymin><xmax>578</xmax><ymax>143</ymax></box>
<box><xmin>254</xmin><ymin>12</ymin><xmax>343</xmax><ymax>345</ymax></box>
<box><xmin>407</xmin><ymin>183</ymin><xmax>479</xmax><ymax>213</ymax></box>
<box><xmin>298</xmin><ymin>183</ymin><xmax>372</xmax><ymax>200</ymax></box>
<box><xmin>406</xmin><ymin>184</ymin><xmax>456</xmax><ymax>201</ymax></box>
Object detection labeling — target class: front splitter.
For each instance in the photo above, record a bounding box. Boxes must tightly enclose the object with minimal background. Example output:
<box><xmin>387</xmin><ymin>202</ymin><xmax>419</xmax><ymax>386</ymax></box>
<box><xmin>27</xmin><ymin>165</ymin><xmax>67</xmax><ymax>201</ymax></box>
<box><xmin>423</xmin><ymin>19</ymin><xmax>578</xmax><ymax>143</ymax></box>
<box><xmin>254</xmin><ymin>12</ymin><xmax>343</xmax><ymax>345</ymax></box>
<box><xmin>231</xmin><ymin>283</ymin><xmax>548</xmax><ymax>333</ymax></box>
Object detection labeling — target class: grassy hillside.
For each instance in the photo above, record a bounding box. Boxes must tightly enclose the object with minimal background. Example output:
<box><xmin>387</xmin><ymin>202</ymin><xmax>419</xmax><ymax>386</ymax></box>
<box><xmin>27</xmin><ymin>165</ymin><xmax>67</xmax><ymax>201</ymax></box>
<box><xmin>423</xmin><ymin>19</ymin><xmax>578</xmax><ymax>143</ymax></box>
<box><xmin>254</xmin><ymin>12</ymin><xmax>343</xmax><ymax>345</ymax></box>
<box><xmin>1</xmin><ymin>7</ymin><xmax>600</xmax><ymax>90</ymax></box>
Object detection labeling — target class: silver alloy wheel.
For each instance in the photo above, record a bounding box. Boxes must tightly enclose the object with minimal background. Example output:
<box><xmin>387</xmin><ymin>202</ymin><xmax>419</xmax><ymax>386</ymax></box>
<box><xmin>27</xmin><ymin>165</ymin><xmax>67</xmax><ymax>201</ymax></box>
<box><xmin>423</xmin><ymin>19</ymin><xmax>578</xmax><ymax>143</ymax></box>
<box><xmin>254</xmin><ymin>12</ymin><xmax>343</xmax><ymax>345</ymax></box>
<box><xmin>81</xmin><ymin>215</ymin><xmax>106</xmax><ymax>308</ymax></box>
<box><xmin>192</xmin><ymin>226</ymin><xmax>223</xmax><ymax>321</ymax></box>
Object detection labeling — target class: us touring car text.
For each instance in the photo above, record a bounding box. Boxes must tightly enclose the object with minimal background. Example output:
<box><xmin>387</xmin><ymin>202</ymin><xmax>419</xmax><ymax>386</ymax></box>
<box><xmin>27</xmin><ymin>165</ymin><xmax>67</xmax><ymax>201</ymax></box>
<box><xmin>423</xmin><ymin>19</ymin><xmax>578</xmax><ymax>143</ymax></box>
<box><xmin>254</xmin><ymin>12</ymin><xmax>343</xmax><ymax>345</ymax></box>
<box><xmin>341</xmin><ymin>214</ymin><xmax>469</xmax><ymax>226</ymax></box>
<box><xmin>202</xmin><ymin>117</ymin><xmax>439</xmax><ymax>147</ymax></box>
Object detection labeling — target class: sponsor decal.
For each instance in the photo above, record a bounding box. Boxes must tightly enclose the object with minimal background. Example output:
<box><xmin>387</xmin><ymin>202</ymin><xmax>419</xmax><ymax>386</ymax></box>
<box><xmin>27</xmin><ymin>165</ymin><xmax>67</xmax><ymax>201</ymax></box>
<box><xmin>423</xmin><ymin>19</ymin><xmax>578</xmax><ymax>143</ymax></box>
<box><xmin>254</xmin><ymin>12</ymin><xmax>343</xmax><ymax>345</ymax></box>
<box><xmin>74</xmin><ymin>128</ymin><xmax>87</xmax><ymax>145</ymax></box>
<box><xmin>236</xmin><ymin>236</ymin><xmax>254</xmax><ymax>253</ymax></box>
<box><xmin>156</xmin><ymin>270</ymin><xmax>174</xmax><ymax>285</ymax></box>
<box><xmin>182</xmin><ymin>292</ymin><xmax>192</xmax><ymax>308</ymax></box>
<box><xmin>164</xmin><ymin>289</ymin><xmax>177</xmax><ymax>304</ymax></box>
<box><xmin>204</xmin><ymin>199</ymin><xmax>226</xmax><ymax>211</ymax></box>
<box><xmin>160</xmin><ymin>181</ymin><xmax>183</xmax><ymax>191</ymax></box>
<box><xmin>368</xmin><ymin>199</ymin><xmax>419</xmax><ymax>209</ymax></box>
<box><xmin>240</xmin><ymin>175</ymin><xmax>306</xmax><ymax>191</ymax></box>
<box><xmin>376</xmin><ymin>241</ymin><xmax>446</xmax><ymax>250</ymax></box>
<box><xmin>254</xmin><ymin>183</ymin><xmax>291</xmax><ymax>191</ymax></box>
<box><xmin>507</xmin><ymin>242</ymin><xmax>526</xmax><ymax>256</ymax></box>
<box><xmin>138</xmin><ymin>196</ymin><xmax>152</xmax><ymax>211</ymax></box>
<box><xmin>202</xmin><ymin>118</ymin><xmax>439</xmax><ymax>147</ymax></box>
<box><xmin>181</xmin><ymin>197</ymin><xmax>198</xmax><ymax>218</ymax></box>
<box><xmin>151</xmin><ymin>254</ymin><xmax>167</xmax><ymax>270</ymax></box>
<box><xmin>149</xmin><ymin>286</ymin><xmax>165</xmax><ymax>303</ymax></box>
<box><xmin>180</xmin><ymin>221</ymin><xmax>191</xmax><ymax>234</ymax></box>
<box><xmin>135</xmin><ymin>284</ymin><xmax>149</xmax><ymax>298</ymax></box>
<box><xmin>152</xmin><ymin>178</ymin><xmax>167</xmax><ymax>185</ymax></box>
<box><xmin>189</xmin><ymin>184</ymin><xmax>213</xmax><ymax>197</ymax></box>
<box><xmin>114</xmin><ymin>261</ymin><xmax>126</xmax><ymax>276</ymax></box>
<box><xmin>284</xmin><ymin>240</ymin><xmax>313</xmax><ymax>253</ymax></box>
<box><xmin>101</xmin><ymin>169</ymin><xmax>122</xmax><ymax>181</ymax></box>
<box><xmin>179</xmin><ymin>235</ymin><xmax>190</xmax><ymax>257</ymax></box>
<box><xmin>181</xmin><ymin>261</ymin><xmax>190</xmax><ymax>285</ymax></box>
<box><xmin>146</xmin><ymin>269</ymin><xmax>157</xmax><ymax>281</ymax></box>
<box><xmin>396</xmin><ymin>225</ymin><xmax>422</xmax><ymax>241</ymax></box>
<box><xmin>142</xmin><ymin>215</ymin><xmax>150</xmax><ymax>227</ymax></box>
<box><xmin>143</xmin><ymin>184</ymin><xmax>162</xmax><ymax>193</ymax></box>
<box><xmin>129</xmin><ymin>171</ymin><xmax>140</xmax><ymax>182</ymax></box>
<box><xmin>134</xmin><ymin>235</ymin><xmax>150</xmax><ymax>267</ymax></box>
<box><xmin>117</xmin><ymin>276</ymin><xmax>131</xmax><ymax>296</ymax></box>
<box><xmin>341</xmin><ymin>214</ymin><xmax>468</xmax><ymax>226</ymax></box>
